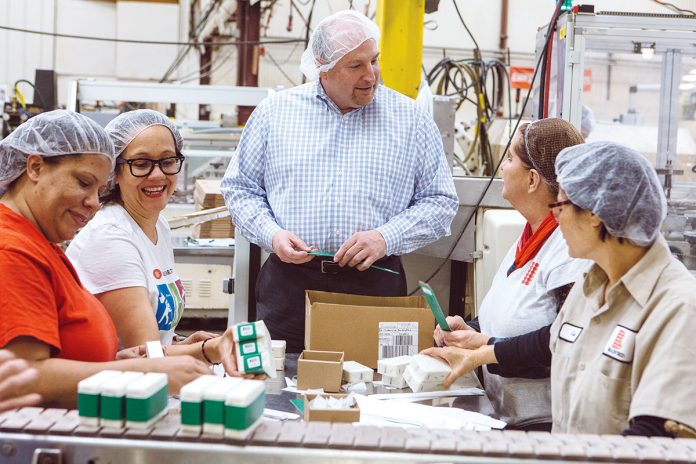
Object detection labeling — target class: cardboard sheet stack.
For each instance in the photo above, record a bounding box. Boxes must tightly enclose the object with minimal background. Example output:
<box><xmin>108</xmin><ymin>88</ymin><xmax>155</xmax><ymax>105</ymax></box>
<box><xmin>193</xmin><ymin>179</ymin><xmax>234</xmax><ymax>239</ymax></box>
<box><xmin>77</xmin><ymin>370</ymin><xmax>168</xmax><ymax>429</ymax></box>
<box><xmin>377</xmin><ymin>355</ymin><xmax>412</xmax><ymax>388</ymax></box>
<box><xmin>233</xmin><ymin>321</ymin><xmax>276</xmax><ymax>378</ymax></box>
<box><xmin>179</xmin><ymin>375</ymin><xmax>265</xmax><ymax>438</ymax></box>
<box><xmin>402</xmin><ymin>354</ymin><xmax>451</xmax><ymax>392</ymax></box>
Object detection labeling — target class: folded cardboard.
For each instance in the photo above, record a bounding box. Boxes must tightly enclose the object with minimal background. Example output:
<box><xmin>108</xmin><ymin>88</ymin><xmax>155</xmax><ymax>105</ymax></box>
<box><xmin>304</xmin><ymin>393</ymin><xmax>360</xmax><ymax>423</ymax></box>
<box><xmin>305</xmin><ymin>291</ymin><xmax>436</xmax><ymax>368</ymax></box>
<box><xmin>296</xmin><ymin>350</ymin><xmax>343</xmax><ymax>392</ymax></box>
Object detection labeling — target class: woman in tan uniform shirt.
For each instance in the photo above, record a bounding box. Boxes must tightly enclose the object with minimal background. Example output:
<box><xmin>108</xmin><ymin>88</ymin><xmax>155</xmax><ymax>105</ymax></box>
<box><xmin>426</xmin><ymin>142</ymin><xmax>696</xmax><ymax>436</ymax></box>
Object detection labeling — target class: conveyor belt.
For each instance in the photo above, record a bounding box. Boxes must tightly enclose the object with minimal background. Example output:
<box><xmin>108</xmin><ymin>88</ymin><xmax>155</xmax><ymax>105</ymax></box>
<box><xmin>0</xmin><ymin>407</ymin><xmax>695</xmax><ymax>463</ymax></box>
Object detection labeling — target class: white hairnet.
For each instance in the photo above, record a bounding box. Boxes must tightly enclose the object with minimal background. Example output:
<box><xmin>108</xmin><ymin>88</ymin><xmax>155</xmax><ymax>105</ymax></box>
<box><xmin>556</xmin><ymin>142</ymin><xmax>667</xmax><ymax>247</ymax></box>
<box><xmin>0</xmin><ymin>110</ymin><xmax>114</xmax><ymax>196</ymax></box>
<box><xmin>581</xmin><ymin>105</ymin><xmax>595</xmax><ymax>139</ymax></box>
<box><xmin>300</xmin><ymin>10</ymin><xmax>380</xmax><ymax>81</ymax></box>
<box><xmin>105</xmin><ymin>109</ymin><xmax>183</xmax><ymax>157</ymax></box>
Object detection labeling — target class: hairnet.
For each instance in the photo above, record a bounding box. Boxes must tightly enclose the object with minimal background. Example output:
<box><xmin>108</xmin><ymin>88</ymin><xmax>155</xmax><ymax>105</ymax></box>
<box><xmin>556</xmin><ymin>142</ymin><xmax>667</xmax><ymax>246</ymax></box>
<box><xmin>0</xmin><ymin>110</ymin><xmax>114</xmax><ymax>196</ymax></box>
<box><xmin>523</xmin><ymin>118</ymin><xmax>584</xmax><ymax>191</ymax></box>
<box><xmin>105</xmin><ymin>109</ymin><xmax>183</xmax><ymax>158</ymax></box>
<box><xmin>300</xmin><ymin>10</ymin><xmax>380</xmax><ymax>81</ymax></box>
<box><xmin>581</xmin><ymin>105</ymin><xmax>595</xmax><ymax>139</ymax></box>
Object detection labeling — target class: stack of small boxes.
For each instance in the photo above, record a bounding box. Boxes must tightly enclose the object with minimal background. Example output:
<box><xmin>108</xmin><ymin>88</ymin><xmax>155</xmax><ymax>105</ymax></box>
<box><xmin>271</xmin><ymin>340</ymin><xmax>286</xmax><ymax>371</ymax></box>
<box><xmin>77</xmin><ymin>370</ymin><xmax>169</xmax><ymax>429</ymax></box>
<box><xmin>233</xmin><ymin>321</ymin><xmax>276</xmax><ymax>378</ymax></box>
<box><xmin>342</xmin><ymin>361</ymin><xmax>373</xmax><ymax>384</ymax></box>
<box><xmin>402</xmin><ymin>354</ymin><xmax>452</xmax><ymax>392</ymax></box>
<box><xmin>377</xmin><ymin>355</ymin><xmax>412</xmax><ymax>389</ymax></box>
<box><xmin>179</xmin><ymin>375</ymin><xmax>265</xmax><ymax>439</ymax></box>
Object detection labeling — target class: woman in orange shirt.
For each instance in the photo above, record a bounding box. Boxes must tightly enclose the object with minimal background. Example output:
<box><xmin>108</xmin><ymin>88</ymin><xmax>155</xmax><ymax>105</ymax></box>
<box><xmin>0</xmin><ymin>110</ymin><xmax>240</xmax><ymax>408</ymax></box>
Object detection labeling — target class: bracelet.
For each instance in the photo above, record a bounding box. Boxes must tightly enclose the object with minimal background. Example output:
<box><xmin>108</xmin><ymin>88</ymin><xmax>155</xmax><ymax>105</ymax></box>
<box><xmin>201</xmin><ymin>338</ymin><xmax>219</xmax><ymax>365</ymax></box>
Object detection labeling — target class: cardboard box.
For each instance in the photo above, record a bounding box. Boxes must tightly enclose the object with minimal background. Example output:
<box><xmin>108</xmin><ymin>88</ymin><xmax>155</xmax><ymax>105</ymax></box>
<box><xmin>304</xmin><ymin>291</ymin><xmax>436</xmax><ymax>368</ymax></box>
<box><xmin>193</xmin><ymin>179</ymin><xmax>234</xmax><ymax>239</ymax></box>
<box><xmin>304</xmin><ymin>393</ymin><xmax>360</xmax><ymax>423</ymax></box>
<box><xmin>296</xmin><ymin>350</ymin><xmax>343</xmax><ymax>392</ymax></box>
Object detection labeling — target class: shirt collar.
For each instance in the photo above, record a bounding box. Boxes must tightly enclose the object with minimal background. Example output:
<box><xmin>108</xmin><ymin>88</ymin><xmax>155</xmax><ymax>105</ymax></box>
<box><xmin>582</xmin><ymin>235</ymin><xmax>672</xmax><ymax>308</ymax></box>
<box><xmin>619</xmin><ymin>235</ymin><xmax>672</xmax><ymax>306</ymax></box>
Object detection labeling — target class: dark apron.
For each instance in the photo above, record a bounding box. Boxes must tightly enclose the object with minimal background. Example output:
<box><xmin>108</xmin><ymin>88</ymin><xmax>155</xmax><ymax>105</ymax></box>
<box><xmin>255</xmin><ymin>254</ymin><xmax>407</xmax><ymax>353</ymax></box>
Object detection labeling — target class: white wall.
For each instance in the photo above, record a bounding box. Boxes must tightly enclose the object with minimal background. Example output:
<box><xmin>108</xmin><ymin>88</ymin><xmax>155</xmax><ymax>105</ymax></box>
<box><xmin>1</xmin><ymin>0</ymin><xmax>694</xmax><ymax>108</ymax></box>
<box><xmin>0</xmin><ymin>0</ymin><xmax>179</xmax><ymax>107</ymax></box>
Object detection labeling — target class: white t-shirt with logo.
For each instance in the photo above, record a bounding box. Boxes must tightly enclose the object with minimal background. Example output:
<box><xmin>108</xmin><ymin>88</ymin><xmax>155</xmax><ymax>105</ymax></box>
<box><xmin>478</xmin><ymin>228</ymin><xmax>590</xmax><ymax>426</ymax></box>
<box><xmin>67</xmin><ymin>204</ymin><xmax>185</xmax><ymax>347</ymax></box>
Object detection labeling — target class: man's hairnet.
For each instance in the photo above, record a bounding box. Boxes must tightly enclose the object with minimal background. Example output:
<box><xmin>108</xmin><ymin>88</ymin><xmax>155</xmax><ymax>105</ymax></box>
<box><xmin>581</xmin><ymin>105</ymin><xmax>595</xmax><ymax>139</ymax></box>
<box><xmin>556</xmin><ymin>142</ymin><xmax>667</xmax><ymax>246</ymax></box>
<box><xmin>300</xmin><ymin>10</ymin><xmax>380</xmax><ymax>81</ymax></box>
<box><xmin>0</xmin><ymin>110</ymin><xmax>114</xmax><ymax>196</ymax></box>
<box><xmin>105</xmin><ymin>109</ymin><xmax>183</xmax><ymax>157</ymax></box>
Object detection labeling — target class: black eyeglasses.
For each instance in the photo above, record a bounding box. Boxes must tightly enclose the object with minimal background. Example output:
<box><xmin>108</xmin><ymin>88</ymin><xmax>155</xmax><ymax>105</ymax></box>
<box><xmin>117</xmin><ymin>156</ymin><xmax>185</xmax><ymax>177</ymax></box>
<box><xmin>548</xmin><ymin>199</ymin><xmax>573</xmax><ymax>215</ymax></box>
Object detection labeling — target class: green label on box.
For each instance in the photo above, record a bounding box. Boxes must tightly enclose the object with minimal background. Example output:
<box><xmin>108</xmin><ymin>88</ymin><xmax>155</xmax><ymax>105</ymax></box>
<box><xmin>237</xmin><ymin>323</ymin><xmax>256</xmax><ymax>341</ymax></box>
<box><xmin>240</xmin><ymin>340</ymin><xmax>260</xmax><ymax>356</ymax></box>
<box><xmin>203</xmin><ymin>399</ymin><xmax>224</xmax><ymax>425</ymax></box>
<box><xmin>125</xmin><ymin>384</ymin><xmax>168</xmax><ymax>423</ymax></box>
<box><xmin>101</xmin><ymin>395</ymin><xmax>125</xmax><ymax>421</ymax></box>
<box><xmin>225</xmin><ymin>393</ymin><xmax>265</xmax><ymax>431</ymax></box>
<box><xmin>243</xmin><ymin>354</ymin><xmax>265</xmax><ymax>374</ymax></box>
<box><xmin>77</xmin><ymin>392</ymin><xmax>99</xmax><ymax>418</ymax></box>
<box><xmin>181</xmin><ymin>400</ymin><xmax>203</xmax><ymax>426</ymax></box>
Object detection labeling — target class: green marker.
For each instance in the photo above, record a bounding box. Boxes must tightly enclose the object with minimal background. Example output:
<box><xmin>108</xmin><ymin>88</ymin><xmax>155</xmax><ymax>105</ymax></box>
<box><xmin>419</xmin><ymin>280</ymin><xmax>451</xmax><ymax>331</ymax></box>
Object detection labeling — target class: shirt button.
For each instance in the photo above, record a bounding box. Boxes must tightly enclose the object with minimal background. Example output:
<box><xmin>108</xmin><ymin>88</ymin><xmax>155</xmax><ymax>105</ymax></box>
<box><xmin>335</xmin><ymin>229</ymin><xmax>341</xmax><ymax>236</ymax></box>
<box><xmin>579</xmin><ymin>363</ymin><xmax>585</xmax><ymax>371</ymax></box>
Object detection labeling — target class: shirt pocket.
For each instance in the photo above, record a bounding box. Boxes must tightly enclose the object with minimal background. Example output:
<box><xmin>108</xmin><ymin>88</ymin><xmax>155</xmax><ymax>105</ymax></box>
<box><xmin>597</xmin><ymin>354</ymin><xmax>632</xmax><ymax>429</ymax></box>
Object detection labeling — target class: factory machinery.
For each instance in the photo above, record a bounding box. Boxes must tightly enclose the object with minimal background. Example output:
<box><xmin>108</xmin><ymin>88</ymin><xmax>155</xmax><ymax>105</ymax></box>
<box><xmin>1</xmin><ymin>406</ymin><xmax>695</xmax><ymax>463</ymax></box>
<box><xmin>532</xmin><ymin>7</ymin><xmax>696</xmax><ymax>272</ymax></box>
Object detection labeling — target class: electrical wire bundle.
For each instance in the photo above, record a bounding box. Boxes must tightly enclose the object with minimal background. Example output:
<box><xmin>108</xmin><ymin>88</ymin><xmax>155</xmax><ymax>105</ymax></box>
<box><xmin>414</xmin><ymin>0</ymin><xmax>568</xmax><ymax>291</ymax></box>
<box><xmin>426</xmin><ymin>57</ymin><xmax>511</xmax><ymax>176</ymax></box>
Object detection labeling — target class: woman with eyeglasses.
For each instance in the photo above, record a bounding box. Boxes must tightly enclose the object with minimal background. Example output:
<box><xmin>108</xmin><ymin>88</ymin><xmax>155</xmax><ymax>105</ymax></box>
<box><xmin>426</xmin><ymin>142</ymin><xmax>696</xmax><ymax>436</ymax></box>
<box><xmin>0</xmin><ymin>110</ymin><xmax>213</xmax><ymax>407</ymax></box>
<box><xmin>68</xmin><ymin>110</ymin><xmax>244</xmax><ymax>368</ymax></box>
<box><xmin>431</xmin><ymin>118</ymin><xmax>588</xmax><ymax>431</ymax></box>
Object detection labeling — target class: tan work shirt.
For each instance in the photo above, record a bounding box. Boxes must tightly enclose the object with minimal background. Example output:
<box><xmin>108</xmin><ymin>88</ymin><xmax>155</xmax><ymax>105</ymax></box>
<box><xmin>550</xmin><ymin>236</ymin><xmax>696</xmax><ymax>434</ymax></box>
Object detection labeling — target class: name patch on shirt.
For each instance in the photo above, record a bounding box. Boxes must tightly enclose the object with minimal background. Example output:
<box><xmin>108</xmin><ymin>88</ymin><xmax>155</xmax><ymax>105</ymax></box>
<box><xmin>602</xmin><ymin>325</ymin><xmax>637</xmax><ymax>363</ymax></box>
<box><xmin>559</xmin><ymin>322</ymin><xmax>583</xmax><ymax>343</ymax></box>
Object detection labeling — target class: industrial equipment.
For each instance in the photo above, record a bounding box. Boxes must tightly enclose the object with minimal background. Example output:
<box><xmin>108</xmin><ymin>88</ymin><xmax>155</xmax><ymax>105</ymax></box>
<box><xmin>532</xmin><ymin>8</ymin><xmax>696</xmax><ymax>275</ymax></box>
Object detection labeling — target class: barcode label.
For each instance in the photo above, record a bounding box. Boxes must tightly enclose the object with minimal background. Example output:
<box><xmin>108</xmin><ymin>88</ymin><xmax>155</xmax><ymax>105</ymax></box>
<box><xmin>378</xmin><ymin>322</ymin><xmax>418</xmax><ymax>361</ymax></box>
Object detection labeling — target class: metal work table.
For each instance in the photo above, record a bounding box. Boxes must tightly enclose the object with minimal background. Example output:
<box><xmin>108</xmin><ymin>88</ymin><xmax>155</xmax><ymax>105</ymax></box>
<box><xmin>264</xmin><ymin>354</ymin><xmax>496</xmax><ymax>419</ymax></box>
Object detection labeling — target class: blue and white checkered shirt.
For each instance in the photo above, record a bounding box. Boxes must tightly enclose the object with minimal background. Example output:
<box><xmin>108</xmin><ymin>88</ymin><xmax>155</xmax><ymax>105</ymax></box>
<box><xmin>221</xmin><ymin>81</ymin><xmax>458</xmax><ymax>256</ymax></box>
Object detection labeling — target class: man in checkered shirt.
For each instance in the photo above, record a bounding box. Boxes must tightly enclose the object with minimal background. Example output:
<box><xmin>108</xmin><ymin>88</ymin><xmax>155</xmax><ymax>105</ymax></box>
<box><xmin>222</xmin><ymin>9</ymin><xmax>458</xmax><ymax>352</ymax></box>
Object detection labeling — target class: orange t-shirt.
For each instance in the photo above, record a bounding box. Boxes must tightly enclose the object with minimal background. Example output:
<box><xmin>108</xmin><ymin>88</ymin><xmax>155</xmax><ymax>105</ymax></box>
<box><xmin>0</xmin><ymin>204</ymin><xmax>118</xmax><ymax>361</ymax></box>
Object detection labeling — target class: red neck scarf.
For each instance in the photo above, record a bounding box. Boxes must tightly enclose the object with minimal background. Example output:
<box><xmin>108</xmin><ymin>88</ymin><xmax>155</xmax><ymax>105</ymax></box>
<box><xmin>508</xmin><ymin>212</ymin><xmax>558</xmax><ymax>275</ymax></box>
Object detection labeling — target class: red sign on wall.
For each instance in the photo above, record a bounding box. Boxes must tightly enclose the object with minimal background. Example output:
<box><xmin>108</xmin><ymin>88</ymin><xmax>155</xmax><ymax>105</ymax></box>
<box><xmin>510</xmin><ymin>66</ymin><xmax>534</xmax><ymax>90</ymax></box>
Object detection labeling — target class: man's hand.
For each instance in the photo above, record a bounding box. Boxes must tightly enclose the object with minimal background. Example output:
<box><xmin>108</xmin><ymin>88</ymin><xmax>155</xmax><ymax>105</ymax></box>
<box><xmin>272</xmin><ymin>230</ymin><xmax>316</xmax><ymax>264</ymax></box>
<box><xmin>334</xmin><ymin>230</ymin><xmax>387</xmax><ymax>271</ymax></box>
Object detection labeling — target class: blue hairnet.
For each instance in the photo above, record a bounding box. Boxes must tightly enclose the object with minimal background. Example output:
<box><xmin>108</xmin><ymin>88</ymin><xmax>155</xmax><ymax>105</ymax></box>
<box><xmin>556</xmin><ymin>142</ymin><xmax>667</xmax><ymax>246</ymax></box>
<box><xmin>105</xmin><ymin>109</ymin><xmax>183</xmax><ymax>157</ymax></box>
<box><xmin>0</xmin><ymin>110</ymin><xmax>114</xmax><ymax>196</ymax></box>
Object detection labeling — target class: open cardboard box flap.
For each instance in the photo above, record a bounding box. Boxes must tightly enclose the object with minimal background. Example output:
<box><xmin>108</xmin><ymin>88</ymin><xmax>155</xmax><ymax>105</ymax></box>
<box><xmin>305</xmin><ymin>290</ymin><xmax>435</xmax><ymax>368</ymax></box>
